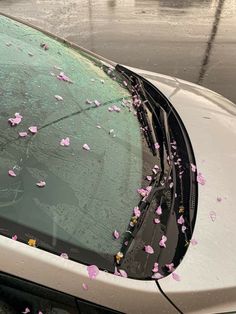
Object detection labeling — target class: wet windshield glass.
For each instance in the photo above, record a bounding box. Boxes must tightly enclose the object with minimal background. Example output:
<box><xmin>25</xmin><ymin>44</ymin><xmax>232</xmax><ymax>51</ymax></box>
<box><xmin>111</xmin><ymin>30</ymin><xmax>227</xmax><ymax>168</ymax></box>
<box><xmin>0</xmin><ymin>15</ymin><xmax>160</xmax><ymax>269</ymax></box>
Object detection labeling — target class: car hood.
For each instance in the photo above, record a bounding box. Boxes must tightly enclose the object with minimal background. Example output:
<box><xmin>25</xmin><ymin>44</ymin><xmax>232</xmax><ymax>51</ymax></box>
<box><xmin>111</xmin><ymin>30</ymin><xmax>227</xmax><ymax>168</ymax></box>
<box><xmin>126</xmin><ymin>66</ymin><xmax>236</xmax><ymax>313</ymax></box>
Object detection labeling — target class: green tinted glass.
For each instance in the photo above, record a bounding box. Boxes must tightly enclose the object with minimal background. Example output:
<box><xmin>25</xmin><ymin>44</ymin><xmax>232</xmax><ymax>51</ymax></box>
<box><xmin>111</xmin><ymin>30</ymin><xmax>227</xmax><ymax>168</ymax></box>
<box><xmin>0</xmin><ymin>15</ymin><xmax>142</xmax><ymax>259</ymax></box>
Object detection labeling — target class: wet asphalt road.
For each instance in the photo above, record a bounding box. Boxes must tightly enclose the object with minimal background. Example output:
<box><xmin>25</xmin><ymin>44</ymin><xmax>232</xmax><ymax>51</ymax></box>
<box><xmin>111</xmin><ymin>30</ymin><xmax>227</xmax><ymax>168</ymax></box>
<box><xmin>0</xmin><ymin>0</ymin><xmax>236</xmax><ymax>103</ymax></box>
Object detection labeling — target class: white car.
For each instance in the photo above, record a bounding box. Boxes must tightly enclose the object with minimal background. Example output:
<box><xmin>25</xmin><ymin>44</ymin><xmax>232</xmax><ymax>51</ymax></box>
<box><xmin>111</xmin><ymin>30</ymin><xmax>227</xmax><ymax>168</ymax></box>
<box><xmin>0</xmin><ymin>12</ymin><xmax>235</xmax><ymax>314</ymax></box>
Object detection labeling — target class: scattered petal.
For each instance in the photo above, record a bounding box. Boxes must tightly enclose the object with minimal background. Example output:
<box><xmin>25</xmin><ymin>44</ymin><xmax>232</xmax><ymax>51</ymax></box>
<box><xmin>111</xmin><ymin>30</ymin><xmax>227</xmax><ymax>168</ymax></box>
<box><xmin>96</xmin><ymin>125</ymin><xmax>101</xmax><ymax>129</ymax></box>
<box><xmin>133</xmin><ymin>206</ymin><xmax>141</xmax><ymax>217</ymax></box>
<box><xmin>55</xmin><ymin>95</ymin><xmax>63</xmax><ymax>101</ymax></box>
<box><xmin>28</xmin><ymin>52</ymin><xmax>33</xmax><ymax>57</ymax></box>
<box><xmin>191</xmin><ymin>163</ymin><xmax>197</xmax><ymax>172</ymax></box>
<box><xmin>151</xmin><ymin>272</ymin><xmax>163</xmax><ymax>279</ymax></box>
<box><xmin>94</xmin><ymin>100</ymin><xmax>101</xmax><ymax>107</ymax></box>
<box><xmin>166</xmin><ymin>263</ymin><xmax>175</xmax><ymax>272</ymax></box>
<box><xmin>152</xmin><ymin>262</ymin><xmax>159</xmax><ymax>273</ymax></box>
<box><xmin>156</xmin><ymin>206</ymin><xmax>162</xmax><ymax>215</ymax></box>
<box><xmin>172</xmin><ymin>272</ymin><xmax>181</xmax><ymax>281</ymax></box>
<box><xmin>60</xmin><ymin>137</ymin><xmax>70</xmax><ymax>147</ymax></box>
<box><xmin>8</xmin><ymin>169</ymin><xmax>16</xmax><ymax>177</ymax></box>
<box><xmin>114</xmin><ymin>266</ymin><xmax>120</xmax><ymax>276</ymax></box>
<box><xmin>177</xmin><ymin>215</ymin><xmax>185</xmax><ymax>225</ymax></box>
<box><xmin>123</xmin><ymin>81</ymin><xmax>128</xmax><ymax>87</ymax></box>
<box><xmin>109</xmin><ymin>129</ymin><xmax>114</xmax><ymax>134</ymax></box>
<box><xmin>154</xmin><ymin>142</ymin><xmax>160</xmax><ymax>150</ymax></box>
<box><xmin>57</xmin><ymin>72</ymin><xmax>72</xmax><ymax>83</ymax></box>
<box><xmin>28</xmin><ymin>239</ymin><xmax>36</xmax><ymax>247</ymax></box>
<box><xmin>169</xmin><ymin>182</ymin><xmax>174</xmax><ymax>189</ymax></box>
<box><xmin>159</xmin><ymin>235</ymin><xmax>167</xmax><ymax>248</ymax></box>
<box><xmin>146</xmin><ymin>175</ymin><xmax>152</xmax><ymax>181</ymax></box>
<box><xmin>100</xmin><ymin>79</ymin><xmax>105</xmax><ymax>84</ymax></box>
<box><xmin>86</xmin><ymin>99</ymin><xmax>93</xmax><ymax>104</ymax></box>
<box><xmin>28</xmin><ymin>126</ymin><xmax>38</xmax><ymax>134</ymax></box>
<box><xmin>190</xmin><ymin>238</ymin><xmax>198</xmax><ymax>246</ymax></box>
<box><xmin>154</xmin><ymin>218</ymin><xmax>160</xmax><ymax>224</ymax></box>
<box><xmin>119</xmin><ymin>269</ymin><xmax>128</xmax><ymax>278</ymax></box>
<box><xmin>137</xmin><ymin>188</ymin><xmax>147</xmax><ymax>197</ymax></box>
<box><xmin>87</xmin><ymin>265</ymin><xmax>99</xmax><ymax>279</ymax></box>
<box><xmin>113</xmin><ymin>230</ymin><xmax>120</xmax><ymax>239</ymax></box>
<box><xmin>36</xmin><ymin>180</ymin><xmax>46</xmax><ymax>188</ymax></box>
<box><xmin>8</xmin><ymin>112</ymin><xmax>22</xmax><ymax>126</ymax></box>
<box><xmin>22</xmin><ymin>308</ymin><xmax>30</xmax><ymax>314</ymax></box>
<box><xmin>38</xmin><ymin>312</ymin><xmax>43</xmax><ymax>314</ymax></box>
<box><xmin>82</xmin><ymin>283</ymin><xmax>88</xmax><ymax>290</ymax></box>
<box><xmin>197</xmin><ymin>172</ymin><xmax>206</xmax><ymax>185</ymax></box>
<box><xmin>209</xmin><ymin>210</ymin><xmax>216</xmax><ymax>222</ymax></box>
<box><xmin>181</xmin><ymin>225</ymin><xmax>187</xmax><ymax>233</ymax></box>
<box><xmin>60</xmin><ymin>253</ymin><xmax>69</xmax><ymax>259</ymax></box>
<box><xmin>83</xmin><ymin>144</ymin><xmax>90</xmax><ymax>151</ymax></box>
<box><xmin>144</xmin><ymin>245</ymin><xmax>154</xmax><ymax>254</ymax></box>
<box><xmin>19</xmin><ymin>131</ymin><xmax>28</xmax><ymax>137</ymax></box>
<box><xmin>12</xmin><ymin>235</ymin><xmax>17</xmax><ymax>241</ymax></box>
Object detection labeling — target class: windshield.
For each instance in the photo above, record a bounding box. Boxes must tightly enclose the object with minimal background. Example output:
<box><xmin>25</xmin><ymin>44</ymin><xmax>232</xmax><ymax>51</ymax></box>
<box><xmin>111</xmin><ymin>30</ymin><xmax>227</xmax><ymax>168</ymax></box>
<box><xmin>0</xmin><ymin>15</ymin><xmax>161</xmax><ymax>272</ymax></box>
<box><xmin>0</xmin><ymin>15</ymin><xmax>197</xmax><ymax>279</ymax></box>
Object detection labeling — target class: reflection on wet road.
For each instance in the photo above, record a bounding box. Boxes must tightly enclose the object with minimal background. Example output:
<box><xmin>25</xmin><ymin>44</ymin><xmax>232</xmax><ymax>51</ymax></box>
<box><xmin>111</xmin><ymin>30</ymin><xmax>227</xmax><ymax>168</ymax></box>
<box><xmin>0</xmin><ymin>0</ymin><xmax>236</xmax><ymax>102</ymax></box>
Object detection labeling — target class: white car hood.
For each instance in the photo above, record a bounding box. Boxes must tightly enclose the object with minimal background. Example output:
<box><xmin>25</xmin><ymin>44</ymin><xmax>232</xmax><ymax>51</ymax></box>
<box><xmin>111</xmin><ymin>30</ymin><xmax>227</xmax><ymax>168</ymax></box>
<box><xmin>131</xmin><ymin>67</ymin><xmax>236</xmax><ymax>313</ymax></box>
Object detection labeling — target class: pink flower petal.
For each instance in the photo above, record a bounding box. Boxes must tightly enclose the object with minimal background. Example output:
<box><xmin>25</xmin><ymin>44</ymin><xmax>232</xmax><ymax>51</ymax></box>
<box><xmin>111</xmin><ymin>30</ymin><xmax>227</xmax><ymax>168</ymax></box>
<box><xmin>137</xmin><ymin>188</ymin><xmax>147</xmax><ymax>197</ymax></box>
<box><xmin>38</xmin><ymin>312</ymin><xmax>43</xmax><ymax>314</ymax></box>
<box><xmin>86</xmin><ymin>99</ymin><xmax>93</xmax><ymax>104</ymax></box>
<box><xmin>83</xmin><ymin>144</ymin><xmax>90</xmax><ymax>151</ymax></box>
<box><xmin>60</xmin><ymin>137</ymin><xmax>70</xmax><ymax>147</ymax></box>
<box><xmin>209</xmin><ymin>210</ymin><xmax>216</xmax><ymax>222</ymax></box>
<box><xmin>166</xmin><ymin>263</ymin><xmax>175</xmax><ymax>272</ymax></box>
<box><xmin>151</xmin><ymin>272</ymin><xmax>163</xmax><ymax>279</ymax></box>
<box><xmin>36</xmin><ymin>180</ymin><xmax>46</xmax><ymax>188</ymax></box>
<box><xmin>12</xmin><ymin>235</ymin><xmax>17</xmax><ymax>241</ymax></box>
<box><xmin>113</xmin><ymin>230</ymin><xmax>120</xmax><ymax>239</ymax></box>
<box><xmin>22</xmin><ymin>308</ymin><xmax>30</xmax><ymax>314</ymax></box>
<box><xmin>152</xmin><ymin>262</ymin><xmax>159</xmax><ymax>273</ymax></box>
<box><xmin>8</xmin><ymin>169</ymin><xmax>16</xmax><ymax>177</ymax></box>
<box><xmin>154</xmin><ymin>142</ymin><xmax>160</xmax><ymax>150</ymax></box>
<box><xmin>159</xmin><ymin>235</ymin><xmax>167</xmax><ymax>248</ymax></box>
<box><xmin>94</xmin><ymin>100</ymin><xmax>101</xmax><ymax>107</ymax></box>
<box><xmin>28</xmin><ymin>126</ymin><xmax>38</xmax><ymax>134</ymax></box>
<box><xmin>57</xmin><ymin>72</ymin><xmax>72</xmax><ymax>83</ymax></box>
<box><xmin>55</xmin><ymin>95</ymin><xmax>63</xmax><ymax>101</ymax></box>
<box><xmin>177</xmin><ymin>215</ymin><xmax>185</xmax><ymax>225</ymax></box>
<box><xmin>154</xmin><ymin>218</ymin><xmax>160</xmax><ymax>224</ymax></box>
<box><xmin>190</xmin><ymin>238</ymin><xmax>198</xmax><ymax>246</ymax></box>
<box><xmin>8</xmin><ymin>113</ymin><xmax>22</xmax><ymax>126</ymax></box>
<box><xmin>19</xmin><ymin>131</ymin><xmax>28</xmax><ymax>137</ymax></box>
<box><xmin>197</xmin><ymin>172</ymin><xmax>206</xmax><ymax>185</ymax></box>
<box><xmin>156</xmin><ymin>206</ymin><xmax>162</xmax><ymax>215</ymax></box>
<box><xmin>181</xmin><ymin>225</ymin><xmax>187</xmax><ymax>233</ymax></box>
<box><xmin>119</xmin><ymin>269</ymin><xmax>128</xmax><ymax>278</ymax></box>
<box><xmin>60</xmin><ymin>253</ymin><xmax>69</xmax><ymax>259</ymax></box>
<box><xmin>133</xmin><ymin>206</ymin><xmax>141</xmax><ymax>217</ymax></box>
<box><xmin>172</xmin><ymin>272</ymin><xmax>181</xmax><ymax>281</ymax></box>
<box><xmin>191</xmin><ymin>163</ymin><xmax>197</xmax><ymax>172</ymax></box>
<box><xmin>82</xmin><ymin>283</ymin><xmax>88</xmax><ymax>290</ymax></box>
<box><xmin>114</xmin><ymin>266</ymin><xmax>120</xmax><ymax>276</ymax></box>
<box><xmin>144</xmin><ymin>245</ymin><xmax>154</xmax><ymax>254</ymax></box>
<box><xmin>146</xmin><ymin>175</ymin><xmax>152</xmax><ymax>181</ymax></box>
<box><xmin>87</xmin><ymin>265</ymin><xmax>99</xmax><ymax>280</ymax></box>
